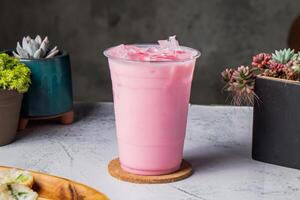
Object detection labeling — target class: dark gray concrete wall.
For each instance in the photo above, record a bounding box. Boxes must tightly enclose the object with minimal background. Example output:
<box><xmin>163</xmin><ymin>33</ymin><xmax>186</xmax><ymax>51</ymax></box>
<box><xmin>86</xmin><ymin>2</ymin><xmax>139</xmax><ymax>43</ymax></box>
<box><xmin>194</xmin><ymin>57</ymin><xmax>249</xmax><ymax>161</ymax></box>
<box><xmin>1</xmin><ymin>0</ymin><xmax>299</xmax><ymax>104</ymax></box>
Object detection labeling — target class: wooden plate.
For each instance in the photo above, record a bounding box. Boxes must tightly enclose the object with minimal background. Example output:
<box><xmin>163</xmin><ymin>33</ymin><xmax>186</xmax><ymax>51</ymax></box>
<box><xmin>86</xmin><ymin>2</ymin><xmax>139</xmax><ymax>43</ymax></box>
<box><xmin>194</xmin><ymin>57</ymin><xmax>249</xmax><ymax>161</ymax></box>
<box><xmin>0</xmin><ymin>166</ymin><xmax>109</xmax><ymax>200</ymax></box>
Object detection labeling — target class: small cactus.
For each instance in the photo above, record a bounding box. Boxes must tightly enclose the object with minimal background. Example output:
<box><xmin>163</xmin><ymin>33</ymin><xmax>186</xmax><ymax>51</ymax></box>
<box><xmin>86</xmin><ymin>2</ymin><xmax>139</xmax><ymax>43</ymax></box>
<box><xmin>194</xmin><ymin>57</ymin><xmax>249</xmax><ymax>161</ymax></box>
<box><xmin>13</xmin><ymin>35</ymin><xmax>59</xmax><ymax>59</ymax></box>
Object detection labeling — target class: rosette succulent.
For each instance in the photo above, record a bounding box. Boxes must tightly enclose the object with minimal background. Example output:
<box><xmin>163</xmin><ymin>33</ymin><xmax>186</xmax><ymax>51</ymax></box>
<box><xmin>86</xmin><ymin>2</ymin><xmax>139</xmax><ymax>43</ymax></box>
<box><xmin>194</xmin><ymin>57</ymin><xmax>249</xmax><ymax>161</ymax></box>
<box><xmin>13</xmin><ymin>35</ymin><xmax>59</xmax><ymax>59</ymax></box>
<box><xmin>269</xmin><ymin>48</ymin><xmax>297</xmax><ymax>70</ymax></box>
<box><xmin>252</xmin><ymin>53</ymin><xmax>271</xmax><ymax>68</ymax></box>
<box><xmin>0</xmin><ymin>53</ymin><xmax>31</xmax><ymax>93</ymax></box>
<box><xmin>222</xmin><ymin>66</ymin><xmax>259</xmax><ymax>105</ymax></box>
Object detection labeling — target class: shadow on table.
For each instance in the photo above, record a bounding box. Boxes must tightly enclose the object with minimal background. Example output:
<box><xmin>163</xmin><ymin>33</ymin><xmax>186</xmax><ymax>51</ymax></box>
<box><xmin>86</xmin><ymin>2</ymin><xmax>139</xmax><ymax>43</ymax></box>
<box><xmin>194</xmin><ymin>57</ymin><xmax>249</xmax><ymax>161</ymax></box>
<box><xmin>16</xmin><ymin>103</ymin><xmax>102</xmax><ymax>140</ymax></box>
<box><xmin>185</xmin><ymin>143</ymin><xmax>251</xmax><ymax>173</ymax></box>
<box><xmin>19</xmin><ymin>103</ymin><xmax>100</xmax><ymax>128</ymax></box>
<box><xmin>73</xmin><ymin>102</ymin><xmax>101</xmax><ymax>122</ymax></box>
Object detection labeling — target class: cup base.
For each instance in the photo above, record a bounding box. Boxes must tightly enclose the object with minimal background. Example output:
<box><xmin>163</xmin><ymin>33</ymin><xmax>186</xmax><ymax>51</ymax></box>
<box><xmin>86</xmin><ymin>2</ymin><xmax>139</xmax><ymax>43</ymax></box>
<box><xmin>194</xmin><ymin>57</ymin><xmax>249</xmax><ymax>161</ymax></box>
<box><xmin>108</xmin><ymin>158</ymin><xmax>193</xmax><ymax>183</ymax></box>
<box><xmin>120</xmin><ymin>163</ymin><xmax>180</xmax><ymax>176</ymax></box>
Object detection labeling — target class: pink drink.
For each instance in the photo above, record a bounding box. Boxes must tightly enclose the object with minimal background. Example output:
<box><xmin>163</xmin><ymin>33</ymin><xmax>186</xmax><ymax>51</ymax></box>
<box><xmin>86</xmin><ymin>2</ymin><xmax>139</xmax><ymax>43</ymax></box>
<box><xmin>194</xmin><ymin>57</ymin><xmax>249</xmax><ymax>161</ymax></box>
<box><xmin>104</xmin><ymin>36</ymin><xmax>200</xmax><ymax>175</ymax></box>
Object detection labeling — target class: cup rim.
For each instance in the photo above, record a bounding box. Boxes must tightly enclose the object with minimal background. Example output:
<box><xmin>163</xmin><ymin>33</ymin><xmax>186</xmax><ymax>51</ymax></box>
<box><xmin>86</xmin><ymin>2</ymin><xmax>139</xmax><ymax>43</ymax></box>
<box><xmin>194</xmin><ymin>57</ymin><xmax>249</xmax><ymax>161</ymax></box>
<box><xmin>103</xmin><ymin>44</ymin><xmax>201</xmax><ymax>63</ymax></box>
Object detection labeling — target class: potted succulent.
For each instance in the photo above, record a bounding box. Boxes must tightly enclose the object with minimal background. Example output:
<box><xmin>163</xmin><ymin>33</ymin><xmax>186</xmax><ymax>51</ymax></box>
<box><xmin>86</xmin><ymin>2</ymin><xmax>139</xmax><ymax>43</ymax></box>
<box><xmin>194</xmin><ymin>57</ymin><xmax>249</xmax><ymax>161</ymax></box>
<box><xmin>0</xmin><ymin>53</ymin><xmax>31</xmax><ymax>145</ymax></box>
<box><xmin>221</xmin><ymin>48</ymin><xmax>300</xmax><ymax>170</ymax></box>
<box><xmin>12</xmin><ymin>35</ymin><xmax>74</xmax><ymax>129</ymax></box>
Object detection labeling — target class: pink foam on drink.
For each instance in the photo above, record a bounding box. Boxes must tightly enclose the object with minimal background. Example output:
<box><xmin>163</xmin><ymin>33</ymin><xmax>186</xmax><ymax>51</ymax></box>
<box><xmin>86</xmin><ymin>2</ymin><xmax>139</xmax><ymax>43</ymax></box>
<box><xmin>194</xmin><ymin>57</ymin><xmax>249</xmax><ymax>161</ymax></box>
<box><xmin>107</xmin><ymin>36</ymin><xmax>194</xmax><ymax>62</ymax></box>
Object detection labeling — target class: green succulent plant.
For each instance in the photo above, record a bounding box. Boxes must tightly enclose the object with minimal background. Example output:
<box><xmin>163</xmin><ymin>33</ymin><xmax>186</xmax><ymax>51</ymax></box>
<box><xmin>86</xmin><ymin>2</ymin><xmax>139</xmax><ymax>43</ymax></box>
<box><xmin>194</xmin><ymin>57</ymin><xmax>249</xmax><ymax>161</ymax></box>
<box><xmin>290</xmin><ymin>53</ymin><xmax>300</xmax><ymax>72</ymax></box>
<box><xmin>292</xmin><ymin>60</ymin><xmax>300</xmax><ymax>73</ymax></box>
<box><xmin>13</xmin><ymin>35</ymin><xmax>59</xmax><ymax>59</ymax></box>
<box><xmin>271</xmin><ymin>48</ymin><xmax>298</xmax><ymax>64</ymax></box>
<box><xmin>0</xmin><ymin>53</ymin><xmax>31</xmax><ymax>93</ymax></box>
<box><xmin>295</xmin><ymin>52</ymin><xmax>300</xmax><ymax>61</ymax></box>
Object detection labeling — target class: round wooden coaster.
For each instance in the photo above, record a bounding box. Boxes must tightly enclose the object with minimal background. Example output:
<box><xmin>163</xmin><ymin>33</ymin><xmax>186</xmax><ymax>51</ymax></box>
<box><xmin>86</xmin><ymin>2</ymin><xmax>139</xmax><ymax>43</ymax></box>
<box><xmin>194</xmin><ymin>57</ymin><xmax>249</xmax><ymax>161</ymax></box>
<box><xmin>108</xmin><ymin>158</ymin><xmax>193</xmax><ymax>184</ymax></box>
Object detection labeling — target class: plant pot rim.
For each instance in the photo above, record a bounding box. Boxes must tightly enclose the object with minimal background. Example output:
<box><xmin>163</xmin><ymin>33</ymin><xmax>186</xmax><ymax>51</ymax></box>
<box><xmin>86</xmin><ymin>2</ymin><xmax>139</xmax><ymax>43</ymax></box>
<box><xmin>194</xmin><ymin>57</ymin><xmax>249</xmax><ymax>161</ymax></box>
<box><xmin>1</xmin><ymin>49</ymin><xmax>69</xmax><ymax>62</ymax></box>
<box><xmin>0</xmin><ymin>89</ymin><xmax>23</xmax><ymax>101</ymax></box>
<box><xmin>0</xmin><ymin>89</ymin><xmax>22</xmax><ymax>94</ymax></box>
<box><xmin>256</xmin><ymin>75</ymin><xmax>300</xmax><ymax>85</ymax></box>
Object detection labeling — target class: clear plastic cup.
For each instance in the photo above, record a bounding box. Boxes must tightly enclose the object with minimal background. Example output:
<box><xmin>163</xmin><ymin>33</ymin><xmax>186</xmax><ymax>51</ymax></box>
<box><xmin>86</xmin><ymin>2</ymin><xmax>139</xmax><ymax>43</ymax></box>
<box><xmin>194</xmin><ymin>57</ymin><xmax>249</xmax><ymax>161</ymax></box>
<box><xmin>104</xmin><ymin>44</ymin><xmax>200</xmax><ymax>175</ymax></box>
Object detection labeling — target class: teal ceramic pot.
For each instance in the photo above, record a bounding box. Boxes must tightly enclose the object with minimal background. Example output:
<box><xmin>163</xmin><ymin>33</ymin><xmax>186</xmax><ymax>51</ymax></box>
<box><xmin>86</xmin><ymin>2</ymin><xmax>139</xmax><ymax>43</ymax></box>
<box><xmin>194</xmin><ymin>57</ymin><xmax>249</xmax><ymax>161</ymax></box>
<box><xmin>20</xmin><ymin>51</ymin><xmax>73</xmax><ymax>117</ymax></box>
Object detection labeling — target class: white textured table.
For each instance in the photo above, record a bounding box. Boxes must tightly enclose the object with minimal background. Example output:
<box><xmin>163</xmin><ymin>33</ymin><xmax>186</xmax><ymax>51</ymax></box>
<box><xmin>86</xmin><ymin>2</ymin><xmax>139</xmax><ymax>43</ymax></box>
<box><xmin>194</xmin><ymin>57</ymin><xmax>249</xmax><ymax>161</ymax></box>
<box><xmin>0</xmin><ymin>103</ymin><xmax>300</xmax><ymax>200</ymax></box>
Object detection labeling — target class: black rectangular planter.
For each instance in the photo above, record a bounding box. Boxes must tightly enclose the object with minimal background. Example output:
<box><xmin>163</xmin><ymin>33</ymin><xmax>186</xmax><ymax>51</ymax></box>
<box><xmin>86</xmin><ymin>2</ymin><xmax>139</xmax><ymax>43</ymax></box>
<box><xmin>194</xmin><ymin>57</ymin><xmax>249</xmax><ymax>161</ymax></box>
<box><xmin>252</xmin><ymin>76</ymin><xmax>300</xmax><ymax>169</ymax></box>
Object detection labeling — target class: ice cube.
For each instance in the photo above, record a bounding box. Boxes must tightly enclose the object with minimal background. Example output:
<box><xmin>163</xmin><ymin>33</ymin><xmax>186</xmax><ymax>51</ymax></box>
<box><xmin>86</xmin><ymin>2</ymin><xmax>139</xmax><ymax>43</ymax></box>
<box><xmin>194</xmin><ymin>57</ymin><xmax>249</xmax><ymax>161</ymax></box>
<box><xmin>158</xmin><ymin>40</ymin><xmax>170</xmax><ymax>49</ymax></box>
<box><xmin>158</xmin><ymin>35</ymin><xmax>180</xmax><ymax>50</ymax></box>
<box><xmin>168</xmin><ymin>35</ymin><xmax>180</xmax><ymax>50</ymax></box>
<box><xmin>109</xmin><ymin>44</ymin><xmax>127</xmax><ymax>59</ymax></box>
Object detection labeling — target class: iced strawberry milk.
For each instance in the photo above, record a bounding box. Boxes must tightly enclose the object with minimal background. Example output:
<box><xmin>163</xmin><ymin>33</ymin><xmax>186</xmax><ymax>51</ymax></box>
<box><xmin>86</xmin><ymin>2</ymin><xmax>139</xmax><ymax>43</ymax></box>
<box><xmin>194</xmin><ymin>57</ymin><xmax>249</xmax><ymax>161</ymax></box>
<box><xmin>104</xmin><ymin>36</ymin><xmax>200</xmax><ymax>175</ymax></box>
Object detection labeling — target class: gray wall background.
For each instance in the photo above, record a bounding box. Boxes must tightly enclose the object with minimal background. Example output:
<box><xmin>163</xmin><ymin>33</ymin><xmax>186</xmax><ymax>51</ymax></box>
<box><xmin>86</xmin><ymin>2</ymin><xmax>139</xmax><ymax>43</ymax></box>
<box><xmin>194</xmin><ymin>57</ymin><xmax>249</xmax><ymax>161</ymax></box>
<box><xmin>1</xmin><ymin>0</ymin><xmax>299</xmax><ymax>104</ymax></box>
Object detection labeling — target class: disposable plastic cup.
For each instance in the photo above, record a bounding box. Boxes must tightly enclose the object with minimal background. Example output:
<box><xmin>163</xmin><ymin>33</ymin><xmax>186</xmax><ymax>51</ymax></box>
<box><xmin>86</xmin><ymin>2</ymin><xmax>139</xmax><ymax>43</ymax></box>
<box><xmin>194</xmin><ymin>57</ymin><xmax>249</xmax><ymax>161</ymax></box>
<box><xmin>104</xmin><ymin>45</ymin><xmax>200</xmax><ymax>175</ymax></box>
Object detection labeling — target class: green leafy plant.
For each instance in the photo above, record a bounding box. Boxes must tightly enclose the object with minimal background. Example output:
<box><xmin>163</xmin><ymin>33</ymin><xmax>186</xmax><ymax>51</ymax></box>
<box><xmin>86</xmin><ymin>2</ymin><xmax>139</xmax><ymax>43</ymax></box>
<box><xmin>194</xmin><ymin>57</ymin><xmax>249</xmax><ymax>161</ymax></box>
<box><xmin>0</xmin><ymin>53</ymin><xmax>31</xmax><ymax>93</ymax></box>
<box><xmin>13</xmin><ymin>35</ymin><xmax>59</xmax><ymax>59</ymax></box>
<box><xmin>222</xmin><ymin>49</ymin><xmax>300</xmax><ymax>105</ymax></box>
